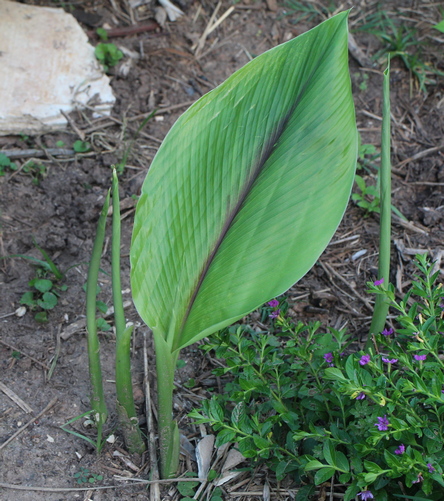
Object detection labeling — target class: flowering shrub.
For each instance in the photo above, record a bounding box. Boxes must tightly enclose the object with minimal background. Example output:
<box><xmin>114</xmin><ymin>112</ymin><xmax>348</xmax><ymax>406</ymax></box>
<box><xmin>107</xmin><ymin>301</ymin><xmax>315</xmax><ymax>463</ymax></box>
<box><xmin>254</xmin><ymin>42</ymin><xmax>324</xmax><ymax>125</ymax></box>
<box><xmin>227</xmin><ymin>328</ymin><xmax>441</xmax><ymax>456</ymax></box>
<box><xmin>190</xmin><ymin>255</ymin><xmax>444</xmax><ymax>500</ymax></box>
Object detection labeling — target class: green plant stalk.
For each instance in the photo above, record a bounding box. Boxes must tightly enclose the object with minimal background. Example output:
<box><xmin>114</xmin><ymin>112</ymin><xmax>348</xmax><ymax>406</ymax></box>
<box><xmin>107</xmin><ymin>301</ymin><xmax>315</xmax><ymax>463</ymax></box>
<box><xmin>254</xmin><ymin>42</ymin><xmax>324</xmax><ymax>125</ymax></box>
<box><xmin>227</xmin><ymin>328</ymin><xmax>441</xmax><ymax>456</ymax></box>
<box><xmin>112</xmin><ymin>169</ymin><xmax>146</xmax><ymax>454</ymax></box>
<box><xmin>368</xmin><ymin>60</ymin><xmax>392</xmax><ymax>344</ymax></box>
<box><xmin>86</xmin><ymin>190</ymin><xmax>110</xmax><ymax>451</ymax></box>
<box><xmin>155</xmin><ymin>335</ymin><xmax>180</xmax><ymax>478</ymax></box>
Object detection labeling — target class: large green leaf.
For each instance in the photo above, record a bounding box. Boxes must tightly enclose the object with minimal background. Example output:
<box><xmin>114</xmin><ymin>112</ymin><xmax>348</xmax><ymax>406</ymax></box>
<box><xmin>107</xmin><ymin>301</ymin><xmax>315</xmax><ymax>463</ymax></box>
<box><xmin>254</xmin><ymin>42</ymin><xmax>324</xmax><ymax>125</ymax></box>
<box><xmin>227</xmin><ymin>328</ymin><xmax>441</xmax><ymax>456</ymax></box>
<box><xmin>131</xmin><ymin>12</ymin><xmax>357</xmax><ymax>352</ymax></box>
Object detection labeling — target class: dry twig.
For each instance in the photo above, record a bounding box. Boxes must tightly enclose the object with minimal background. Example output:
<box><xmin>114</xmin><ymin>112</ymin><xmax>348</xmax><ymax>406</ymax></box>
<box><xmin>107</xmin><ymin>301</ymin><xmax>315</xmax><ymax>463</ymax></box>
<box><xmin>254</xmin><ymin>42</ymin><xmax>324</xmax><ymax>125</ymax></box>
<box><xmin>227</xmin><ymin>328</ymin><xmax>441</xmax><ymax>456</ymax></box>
<box><xmin>0</xmin><ymin>382</ymin><xmax>33</xmax><ymax>413</ymax></box>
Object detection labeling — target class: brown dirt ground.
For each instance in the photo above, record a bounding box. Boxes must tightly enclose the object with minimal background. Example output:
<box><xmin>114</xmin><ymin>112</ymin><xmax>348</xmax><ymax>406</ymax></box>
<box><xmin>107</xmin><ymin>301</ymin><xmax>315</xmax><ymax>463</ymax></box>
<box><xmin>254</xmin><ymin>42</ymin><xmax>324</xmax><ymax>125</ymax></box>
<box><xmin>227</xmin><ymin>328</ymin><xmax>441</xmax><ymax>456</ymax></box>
<box><xmin>0</xmin><ymin>0</ymin><xmax>443</xmax><ymax>499</ymax></box>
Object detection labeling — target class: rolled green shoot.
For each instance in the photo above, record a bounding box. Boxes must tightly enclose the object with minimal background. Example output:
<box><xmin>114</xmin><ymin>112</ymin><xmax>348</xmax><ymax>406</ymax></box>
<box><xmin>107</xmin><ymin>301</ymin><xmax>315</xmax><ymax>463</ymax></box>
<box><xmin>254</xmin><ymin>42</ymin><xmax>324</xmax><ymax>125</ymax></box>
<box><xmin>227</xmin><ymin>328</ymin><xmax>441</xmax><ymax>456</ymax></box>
<box><xmin>86</xmin><ymin>190</ymin><xmax>110</xmax><ymax>452</ymax></box>
<box><xmin>112</xmin><ymin>169</ymin><xmax>146</xmax><ymax>454</ymax></box>
<box><xmin>369</xmin><ymin>60</ymin><xmax>392</xmax><ymax>343</ymax></box>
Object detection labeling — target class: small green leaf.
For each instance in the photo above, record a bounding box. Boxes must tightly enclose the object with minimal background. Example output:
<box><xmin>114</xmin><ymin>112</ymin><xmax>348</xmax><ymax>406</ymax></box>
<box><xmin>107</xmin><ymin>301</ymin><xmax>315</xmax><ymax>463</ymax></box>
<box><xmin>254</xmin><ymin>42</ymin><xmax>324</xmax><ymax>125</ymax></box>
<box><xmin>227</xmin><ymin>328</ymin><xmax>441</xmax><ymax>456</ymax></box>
<box><xmin>335</xmin><ymin>451</ymin><xmax>349</xmax><ymax>472</ymax></box>
<box><xmin>323</xmin><ymin>440</ymin><xmax>336</xmax><ymax>466</ymax></box>
<box><xmin>20</xmin><ymin>291</ymin><xmax>35</xmax><ymax>306</ymax></box>
<box><xmin>37</xmin><ymin>292</ymin><xmax>58</xmax><ymax>310</ymax></box>
<box><xmin>231</xmin><ymin>402</ymin><xmax>245</xmax><ymax>427</ymax></box>
<box><xmin>305</xmin><ymin>459</ymin><xmax>325</xmax><ymax>471</ymax></box>
<box><xmin>35</xmin><ymin>311</ymin><xmax>48</xmax><ymax>322</ymax></box>
<box><xmin>433</xmin><ymin>20</ymin><xmax>444</xmax><ymax>33</ymax></box>
<box><xmin>314</xmin><ymin>467</ymin><xmax>335</xmax><ymax>485</ymax></box>
<box><xmin>96</xmin><ymin>301</ymin><xmax>108</xmax><ymax>314</ymax></box>
<box><xmin>323</xmin><ymin>368</ymin><xmax>347</xmax><ymax>381</ymax></box>
<box><xmin>364</xmin><ymin>460</ymin><xmax>383</xmax><ymax>473</ymax></box>
<box><xmin>207</xmin><ymin>470</ymin><xmax>218</xmax><ymax>482</ymax></box>
<box><xmin>252</xmin><ymin>434</ymin><xmax>269</xmax><ymax>449</ymax></box>
<box><xmin>343</xmin><ymin>484</ymin><xmax>360</xmax><ymax>501</ymax></box>
<box><xmin>177</xmin><ymin>480</ymin><xmax>199</xmax><ymax>496</ymax></box>
<box><xmin>363</xmin><ymin>472</ymin><xmax>380</xmax><ymax>483</ymax></box>
<box><xmin>33</xmin><ymin>278</ymin><xmax>53</xmax><ymax>293</ymax></box>
<box><xmin>338</xmin><ymin>472</ymin><xmax>351</xmax><ymax>483</ymax></box>
<box><xmin>96</xmin><ymin>317</ymin><xmax>111</xmax><ymax>331</ymax></box>
<box><xmin>209</xmin><ymin>399</ymin><xmax>224</xmax><ymax>422</ymax></box>
<box><xmin>96</xmin><ymin>27</ymin><xmax>109</xmax><ymax>41</ymax></box>
<box><xmin>73</xmin><ymin>140</ymin><xmax>91</xmax><ymax>153</ymax></box>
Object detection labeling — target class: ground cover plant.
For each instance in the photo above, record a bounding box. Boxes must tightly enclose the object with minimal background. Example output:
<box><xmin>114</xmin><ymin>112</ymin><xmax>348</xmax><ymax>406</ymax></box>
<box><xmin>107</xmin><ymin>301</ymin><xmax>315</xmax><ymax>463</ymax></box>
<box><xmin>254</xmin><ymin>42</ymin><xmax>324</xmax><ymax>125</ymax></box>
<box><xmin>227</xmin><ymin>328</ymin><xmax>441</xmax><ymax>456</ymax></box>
<box><xmin>190</xmin><ymin>254</ymin><xmax>444</xmax><ymax>500</ymax></box>
<box><xmin>10</xmin><ymin>243</ymin><xmax>67</xmax><ymax>322</ymax></box>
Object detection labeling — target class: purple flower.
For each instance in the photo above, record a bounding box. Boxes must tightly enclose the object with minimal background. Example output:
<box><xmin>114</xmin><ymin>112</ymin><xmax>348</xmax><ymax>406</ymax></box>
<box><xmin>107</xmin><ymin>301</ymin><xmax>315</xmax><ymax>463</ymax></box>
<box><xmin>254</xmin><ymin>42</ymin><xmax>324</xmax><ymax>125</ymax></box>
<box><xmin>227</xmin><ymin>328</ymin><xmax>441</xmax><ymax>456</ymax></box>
<box><xmin>268</xmin><ymin>299</ymin><xmax>279</xmax><ymax>308</ymax></box>
<box><xmin>356</xmin><ymin>392</ymin><xmax>366</xmax><ymax>400</ymax></box>
<box><xmin>269</xmin><ymin>309</ymin><xmax>280</xmax><ymax>319</ymax></box>
<box><xmin>427</xmin><ymin>463</ymin><xmax>435</xmax><ymax>473</ymax></box>
<box><xmin>375</xmin><ymin>415</ymin><xmax>390</xmax><ymax>431</ymax></box>
<box><xmin>414</xmin><ymin>354</ymin><xmax>427</xmax><ymax>361</ymax></box>
<box><xmin>413</xmin><ymin>473</ymin><xmax>424</xmax><ymax>484</ymax></box>
<box><xmin>374</xmin><ymin>278</ymin><xmax>384</xmax><ymax>286</ymax></box>
<box><xmin>382</xmin><ymin>327</ymin><xmax>394</xmax><ymax>336</ymax></box>
<box><xmin>358</xmin><ymin>491</ymin><xmax>374</xmax><ymax>500</ymax></box>
<box><xmin>394</xmin><ymin>444</ymin><xmax>405</xmax><ymax>455</ymax></box>
<box><xmin>360</xmin><ymin>354</ymin><xmax>371</xmax><ymax>366</ymax></box>
<box><xmin>382</xmin><ymin>357</ymin><xmax>398</xmax><ymax>364</ymax></box>
<box><xmin>323</xmin><ymin>352</ymin><xmax>334</xmax><ymax>363</ymax></box>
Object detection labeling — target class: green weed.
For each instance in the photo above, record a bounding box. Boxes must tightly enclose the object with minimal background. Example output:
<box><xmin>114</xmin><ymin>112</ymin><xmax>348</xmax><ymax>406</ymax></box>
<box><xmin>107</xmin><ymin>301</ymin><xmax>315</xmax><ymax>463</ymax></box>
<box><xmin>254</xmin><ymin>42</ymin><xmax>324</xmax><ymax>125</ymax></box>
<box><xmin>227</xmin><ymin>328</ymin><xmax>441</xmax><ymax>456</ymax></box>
<box><xmin>22</xmin><ymin>160</ymin><xmax>47</xmax><ymax>185</ymax></box>
<box><xmin>354</xmin><ymin>71</ymin><xmax>369</xmax><ymax>91</ymax></box>
<box><xmin>0</xmin><ymin>153</ymin><xmax>18</xmax><ymax>176</ymax></box>
<box><xmin>73</xmin><ymin>467</ymin><xmax>103</xmax><ymax>484</ymax></box>
<box><xmin>96</xmin><ymin>27</ymin><xmax>109</xmax><ymax>41</ymax></box>
<box><xmin>12</xmin><ymin>243</ymin><xmax>66</xmax><ymax>322</ymax></box>
<box><xmin>352</xmin><ymin>174</ymin><xmax>381</xmax><ymax>216</ymax></box>
<box><xmin>357</xmin><ymin>11</ymin><xmax>444</xmax><ymax>92</ymax></box>
<box><xmin>95</xmin><ymin>43</ymin><xmax>123</xmax><ymax>72</ymax></box>
<box><xmin>19</xmin><ymin>270</ymin><xmax>66</xmax><ymax>323</ymax></box>
<box><xmin>73</xmin><ymin>140</ymin><xmax>91</xmax><ymax>153</ymax></box>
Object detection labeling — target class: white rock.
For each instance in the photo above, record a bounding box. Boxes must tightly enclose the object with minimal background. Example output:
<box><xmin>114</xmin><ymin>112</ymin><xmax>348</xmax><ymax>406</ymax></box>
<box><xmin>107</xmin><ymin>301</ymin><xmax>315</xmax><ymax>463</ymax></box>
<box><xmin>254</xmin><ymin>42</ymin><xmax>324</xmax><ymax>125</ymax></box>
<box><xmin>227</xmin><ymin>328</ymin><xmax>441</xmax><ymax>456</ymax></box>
<box><xmin>0</xmin><ymin>0</ymin><xmax>115</xmax><ymax>135</ymax></box>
